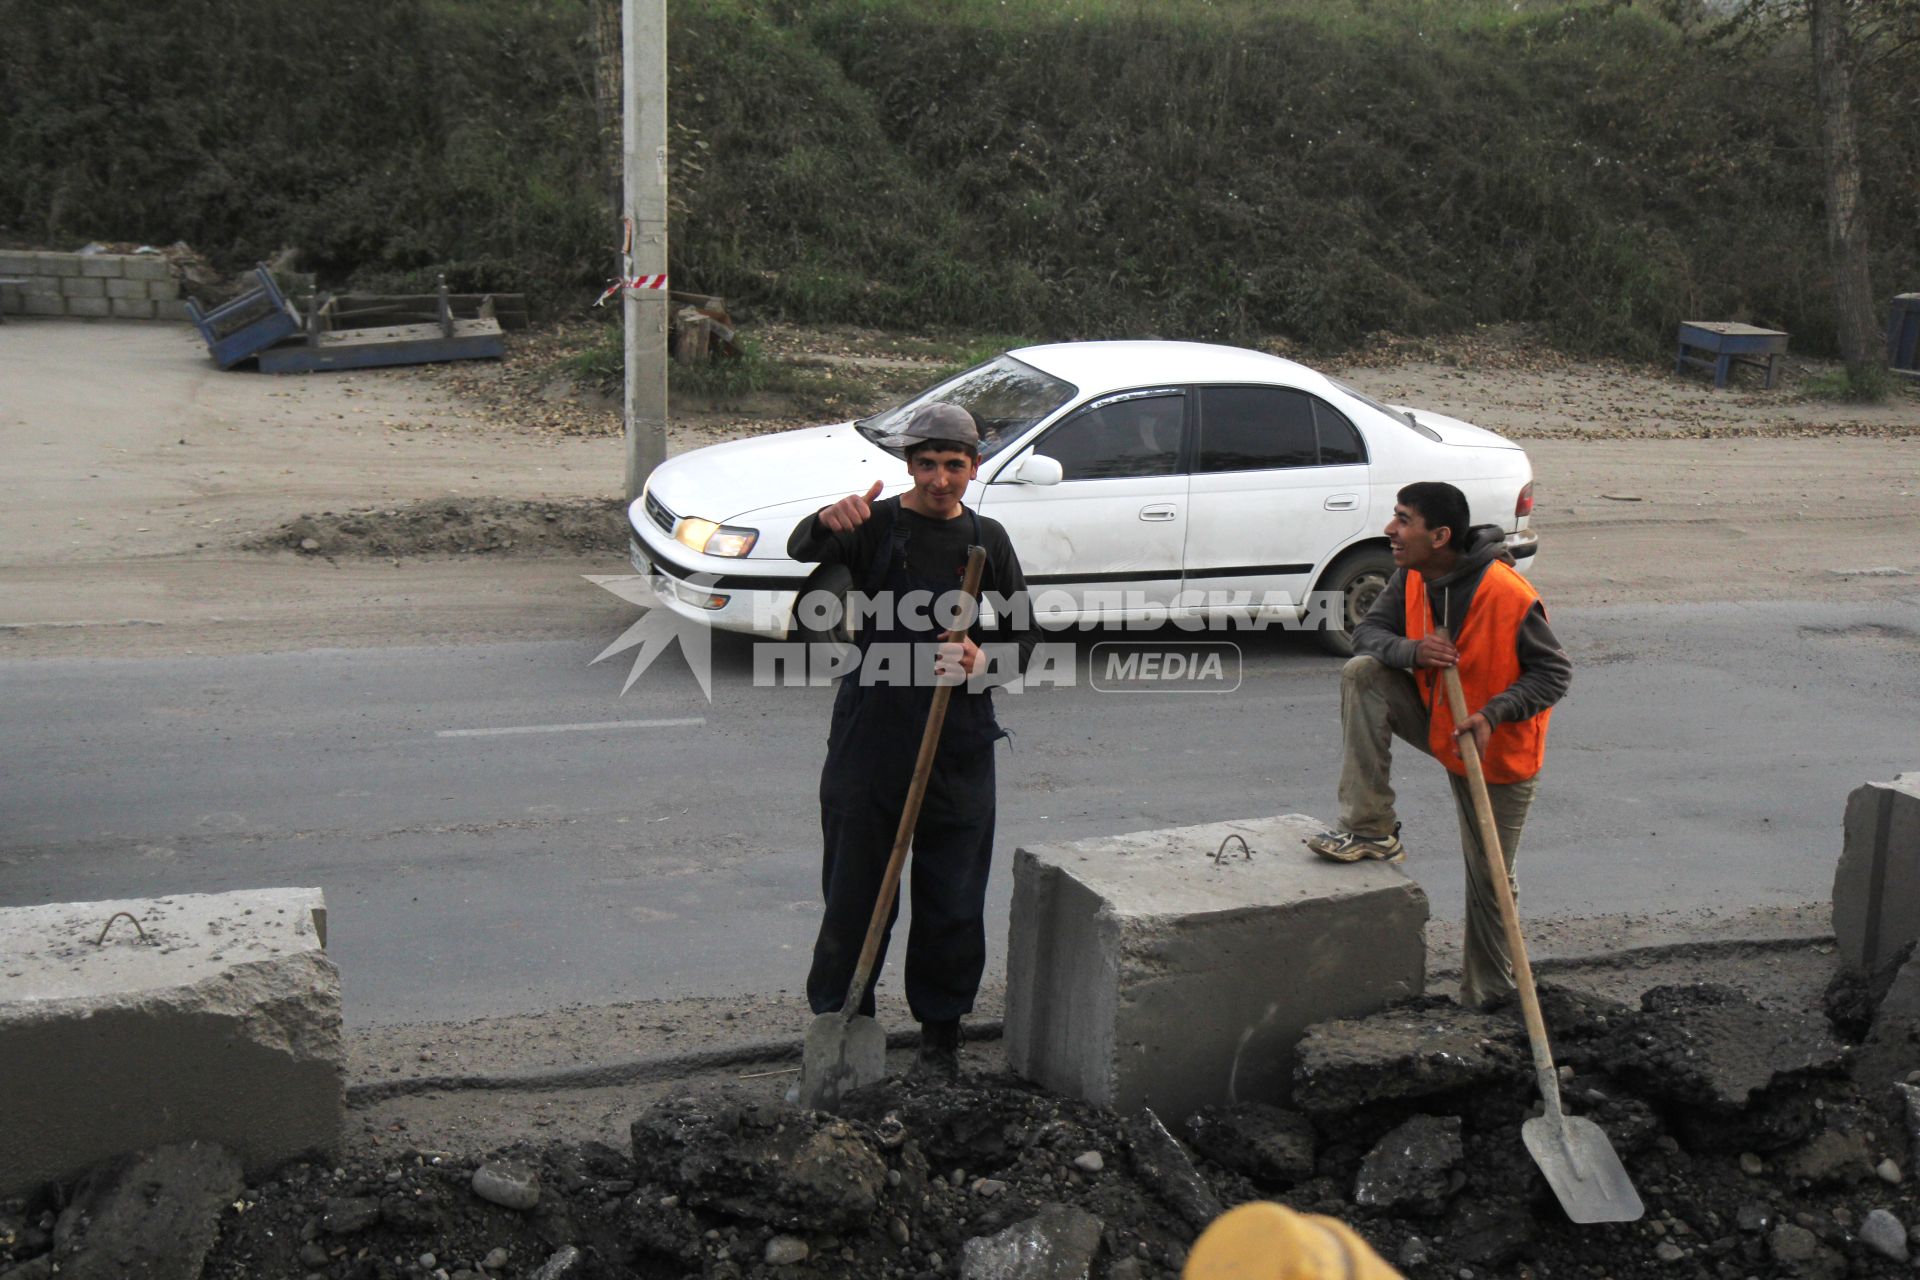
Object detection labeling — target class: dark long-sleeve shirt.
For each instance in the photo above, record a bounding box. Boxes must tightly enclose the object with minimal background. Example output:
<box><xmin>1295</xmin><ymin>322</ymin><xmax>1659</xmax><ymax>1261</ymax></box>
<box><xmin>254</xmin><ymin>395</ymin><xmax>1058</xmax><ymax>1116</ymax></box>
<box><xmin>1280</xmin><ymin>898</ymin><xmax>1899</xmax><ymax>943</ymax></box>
<box><xmin>787</xmin><ymin>497</ymin><xmax>1040</xmax><ymax>679</ymax></box>
<box><xmin>1351</xmin><ymin>524</ymin><xmax>1571</xmax><ymax>726</ymax></box>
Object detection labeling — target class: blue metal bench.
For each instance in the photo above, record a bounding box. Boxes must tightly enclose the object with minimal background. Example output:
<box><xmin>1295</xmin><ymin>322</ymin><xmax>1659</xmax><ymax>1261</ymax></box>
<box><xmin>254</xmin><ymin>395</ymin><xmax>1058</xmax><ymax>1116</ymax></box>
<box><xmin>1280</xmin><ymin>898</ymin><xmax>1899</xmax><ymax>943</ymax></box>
<box><xmin>256</xmin><ymin>276</ymin><xmax>503</xmax><ymax>374</ymax></box>
<box><xmin>1889</xmin><ymin>294</ymin><xmax>1920</xmax><ymax>380</ymax></box>
<box><xmin>1675</xmin><ymin>321</ymin><xmax>1788</xmax><ymax>390</ymax></box>
<box><xmin>185</xmin><ymin>265</ymin><xmax>302</xmax><ymax>368</ymax></box>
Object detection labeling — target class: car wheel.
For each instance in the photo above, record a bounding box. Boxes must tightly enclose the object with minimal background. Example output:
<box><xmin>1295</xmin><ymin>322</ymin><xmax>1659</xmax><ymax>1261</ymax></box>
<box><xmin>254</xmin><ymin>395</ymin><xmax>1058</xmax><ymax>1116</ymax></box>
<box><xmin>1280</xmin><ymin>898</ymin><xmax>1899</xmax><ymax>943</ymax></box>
<box><xmin>1315</xmin><ymin>547</ymin><xmax>1396</xmax><ymax>657</ymax></box>
<box><xmin>787</xmin><ymin>563</ymin><xmax>857</xmax><ymax>646</ymax></box>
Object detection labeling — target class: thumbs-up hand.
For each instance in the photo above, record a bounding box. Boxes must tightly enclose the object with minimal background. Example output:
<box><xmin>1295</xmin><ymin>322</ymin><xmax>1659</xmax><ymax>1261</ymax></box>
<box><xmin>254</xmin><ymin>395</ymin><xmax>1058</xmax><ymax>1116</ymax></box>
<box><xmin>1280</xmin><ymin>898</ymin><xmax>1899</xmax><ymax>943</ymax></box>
<box><xmin>819</xmin><ymin>480</ymin><xmax>884</xmax><ymax>533</ymax></box>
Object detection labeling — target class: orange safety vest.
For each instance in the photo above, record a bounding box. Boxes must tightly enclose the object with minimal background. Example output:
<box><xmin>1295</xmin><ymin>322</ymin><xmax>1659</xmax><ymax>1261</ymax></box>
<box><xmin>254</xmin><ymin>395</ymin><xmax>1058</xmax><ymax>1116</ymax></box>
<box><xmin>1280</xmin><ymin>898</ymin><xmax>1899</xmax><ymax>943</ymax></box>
<box><xmin>1405</xmin><ymin>560</ymin><xmax>1551</xmax><ymax>784</ymax></box>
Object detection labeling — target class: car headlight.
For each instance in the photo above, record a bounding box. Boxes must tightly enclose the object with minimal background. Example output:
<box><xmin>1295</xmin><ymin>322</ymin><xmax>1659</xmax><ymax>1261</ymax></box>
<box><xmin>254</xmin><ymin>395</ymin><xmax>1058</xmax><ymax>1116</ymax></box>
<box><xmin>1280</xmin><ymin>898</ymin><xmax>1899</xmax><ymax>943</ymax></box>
<box><xmin>674</xmin><ymin>517</ymin><xmax>759</xmax><ymax>558</ymax></box>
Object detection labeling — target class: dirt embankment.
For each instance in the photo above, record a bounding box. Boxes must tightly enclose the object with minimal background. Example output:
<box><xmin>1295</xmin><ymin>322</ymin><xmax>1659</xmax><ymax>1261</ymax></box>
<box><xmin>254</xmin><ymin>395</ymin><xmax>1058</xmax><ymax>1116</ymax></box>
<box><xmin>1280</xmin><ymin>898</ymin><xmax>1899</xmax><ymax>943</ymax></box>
<box><xmin>248</xmin><ymin>498</ymin><xmax>629</xmax><ymax>560</ymax></box>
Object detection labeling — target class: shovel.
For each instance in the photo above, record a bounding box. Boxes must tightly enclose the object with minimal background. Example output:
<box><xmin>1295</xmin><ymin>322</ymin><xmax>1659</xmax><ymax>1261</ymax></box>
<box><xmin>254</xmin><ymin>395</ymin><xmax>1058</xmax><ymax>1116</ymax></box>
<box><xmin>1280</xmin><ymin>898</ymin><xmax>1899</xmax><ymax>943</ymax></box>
<box><xmin>1434</xmin><ymin>630</ymin><xmax>1643</xmax><ymax>1224</ymax></box>
<box><xmin>797</xmin><ymin>545</ymin><xmax>988</xmax><ymax>1111</ymax></box>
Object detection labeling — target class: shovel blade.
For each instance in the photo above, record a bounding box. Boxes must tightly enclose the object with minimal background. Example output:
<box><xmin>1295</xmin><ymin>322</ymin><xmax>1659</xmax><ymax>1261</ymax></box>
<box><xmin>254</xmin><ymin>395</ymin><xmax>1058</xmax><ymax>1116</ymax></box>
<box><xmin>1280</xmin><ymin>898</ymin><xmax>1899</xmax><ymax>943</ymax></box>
<box><xmin>796</xmin><ymin>1012</ymin><xmax>887</xmax><ymax>1112</ymax></box>
<box><xmin>1523</xmin><ymin>1114</ymin><xmax>1644</xmax><ymax>1224</ymax></box>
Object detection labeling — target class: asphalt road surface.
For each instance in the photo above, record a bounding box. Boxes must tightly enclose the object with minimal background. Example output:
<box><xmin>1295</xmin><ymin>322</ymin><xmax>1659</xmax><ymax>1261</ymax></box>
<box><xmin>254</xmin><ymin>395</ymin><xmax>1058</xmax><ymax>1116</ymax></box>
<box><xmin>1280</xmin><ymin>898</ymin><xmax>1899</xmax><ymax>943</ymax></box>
<box><xmin>4</xmin><ymin>589</ymin><xmax>1917</xmax><ymax>1026</ymax></box>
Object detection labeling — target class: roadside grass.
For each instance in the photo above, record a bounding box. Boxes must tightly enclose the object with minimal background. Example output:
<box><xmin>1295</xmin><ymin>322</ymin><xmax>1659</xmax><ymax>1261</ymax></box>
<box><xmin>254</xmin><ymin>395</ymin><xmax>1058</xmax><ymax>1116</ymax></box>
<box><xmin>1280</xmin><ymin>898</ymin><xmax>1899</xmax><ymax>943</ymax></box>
<box><xmin>561</xmin><ymin>322</ymin><xmax>881</xmax><ymax>418</ymax></box>
<box><xmin>1798</xmin><ymin>366</ymin><xmax>1894</xmax><ymax>404</ymax></box>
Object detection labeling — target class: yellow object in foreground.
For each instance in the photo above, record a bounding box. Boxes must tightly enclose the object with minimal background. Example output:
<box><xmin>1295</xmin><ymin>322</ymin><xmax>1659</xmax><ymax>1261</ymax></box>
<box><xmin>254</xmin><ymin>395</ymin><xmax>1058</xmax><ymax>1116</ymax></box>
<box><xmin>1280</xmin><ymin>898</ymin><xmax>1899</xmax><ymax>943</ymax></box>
<box><xmin>1183</xmin><ymin>1202</ymin><xmax>1403</xmax><ymax>1280</ymax></box>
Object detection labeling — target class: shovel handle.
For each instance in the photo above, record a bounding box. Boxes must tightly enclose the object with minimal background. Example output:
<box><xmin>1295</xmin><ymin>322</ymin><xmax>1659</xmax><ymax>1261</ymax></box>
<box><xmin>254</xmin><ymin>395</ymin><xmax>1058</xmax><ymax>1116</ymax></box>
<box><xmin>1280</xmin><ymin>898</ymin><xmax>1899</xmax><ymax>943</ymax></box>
<box><xmin>839</xmin><ymin>545</ymin><xmax>990</xmax><ymax>1020</ymax></box>
<box><xmin>1433</xmin><ymin>629</ymin><xmax>1565</xmax><ymax>1121</ymax></box>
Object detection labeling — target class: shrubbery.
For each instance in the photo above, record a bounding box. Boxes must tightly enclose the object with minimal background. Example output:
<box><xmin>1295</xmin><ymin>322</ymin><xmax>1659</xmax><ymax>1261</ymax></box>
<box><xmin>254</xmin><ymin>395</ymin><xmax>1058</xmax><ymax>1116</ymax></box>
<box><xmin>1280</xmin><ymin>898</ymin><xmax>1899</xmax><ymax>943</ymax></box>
<box><xmin>1</xmin><ymin>0</ymin><xmax>1913</xmax><ymax>358</ymax></box>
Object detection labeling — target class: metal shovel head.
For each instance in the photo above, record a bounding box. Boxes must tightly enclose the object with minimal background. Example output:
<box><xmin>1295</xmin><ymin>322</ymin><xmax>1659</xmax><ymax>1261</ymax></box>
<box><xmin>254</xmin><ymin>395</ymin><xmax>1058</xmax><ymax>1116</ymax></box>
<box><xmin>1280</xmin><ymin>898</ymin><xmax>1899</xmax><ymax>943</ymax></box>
<box><xmin>796</xmin><ymin>1011</ymin><xmax>887</xmax><ymax>1112</ymax></box>
<box><xmin>1522</xmin><ymin>1113</ymin><xmax>1644</xmax><ymax>1223</ymax></box>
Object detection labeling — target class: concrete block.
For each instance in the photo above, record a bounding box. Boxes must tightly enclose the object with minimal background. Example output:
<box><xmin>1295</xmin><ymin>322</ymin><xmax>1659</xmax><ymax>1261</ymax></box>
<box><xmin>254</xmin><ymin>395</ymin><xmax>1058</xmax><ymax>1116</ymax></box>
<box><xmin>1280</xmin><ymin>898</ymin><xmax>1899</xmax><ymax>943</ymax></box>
<box><xmin>30</xmin><ymin>252</ymin><xmax>83</xmax><ymax>277</ymax></box>
<box><xmin>66</xmin><ymin>296</ymin><xmax>112</xmax><ymax>317</ymax></box>
<box><xmin>1853</xmin><ymin>951</ymin><xmax>1920</xmax><ymax>1095</ymax></box>
<box><xmin>156</xmin><ymin>298</ymin><xmax>193</xmax><ymax>322</ymax></box>
<box><xmin>148</xmin><ymin>277</ymin><xmax>181</xmax><ymax>301</ymax></box>
<box><xmin>60</xmin><ymin>275</ymin><xmax>106</xmax><ymax>298</ymax></box>
<box><xmin>1005</xmin><ymin>813</ymin><xmax>1428</xmax><ymax>1122</ymax></box>
<box><xmin>23</xmin><ymin>294</ymin><xmax>67</xmax><ymax>316</ymax></box>
<box><xmin>105</xmin><ymin>277</ymin><xmax>149</xmax><ymax>300</ymax></box>
<box><xmin>124</xmin><ymin>256</ymin><xmax>172</xmax><ymax>281</ymax></box>
<box><xmin>0</xmin><ymin>887</ymin><xmax>341</xmax><ymax>1196</ymax></box>
<box><xmin>24</xmin><ymin>274</ymin><xmax>63</xmax><ymax>296</ymax></box>
<box><xmin>1833</xmin><ymin>773</ymin><xmax>1920</xmax><ymax>972</ymax></box>
<box><xmin>80</xmin><ymin>253</ymin><xmax>127</xmax><ymax>278</ymax></box>
<box><xmin>0</xmin><ymin>251</ymin><xmax>37</xmax><ymax>274</ymax></box>
<box><xmin>0</xmin><ymin>290</ymin><xmax>18</xmax><ymax>315</ymax></box>
<box><xmin>112</xmin><ymin>297</ymin><xmax>157</xmax><ymax>320</ymax></box>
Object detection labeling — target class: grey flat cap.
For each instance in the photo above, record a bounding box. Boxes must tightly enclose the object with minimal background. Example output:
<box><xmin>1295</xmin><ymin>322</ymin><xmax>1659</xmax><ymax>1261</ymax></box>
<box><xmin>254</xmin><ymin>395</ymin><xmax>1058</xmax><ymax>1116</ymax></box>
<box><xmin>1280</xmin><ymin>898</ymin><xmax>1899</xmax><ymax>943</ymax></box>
<box><xmin>880</xmin><ymin>401</ymin><xmax>980</xmax><ymax>450</ymax></box>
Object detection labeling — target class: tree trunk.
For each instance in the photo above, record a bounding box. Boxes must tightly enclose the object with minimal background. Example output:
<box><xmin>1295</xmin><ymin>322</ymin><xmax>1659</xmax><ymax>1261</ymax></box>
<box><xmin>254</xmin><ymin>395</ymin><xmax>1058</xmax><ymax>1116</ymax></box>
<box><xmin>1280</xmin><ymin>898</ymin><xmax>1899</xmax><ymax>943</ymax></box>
<box><xmin>591</xmin><ymin>0</ymin><xmax>625</xmax><ymax>233</ymax></box>
<box><xmin>1809</xmin><ymin>0</ymin><xmax>1883</xmax><ymax>394</ymax></box>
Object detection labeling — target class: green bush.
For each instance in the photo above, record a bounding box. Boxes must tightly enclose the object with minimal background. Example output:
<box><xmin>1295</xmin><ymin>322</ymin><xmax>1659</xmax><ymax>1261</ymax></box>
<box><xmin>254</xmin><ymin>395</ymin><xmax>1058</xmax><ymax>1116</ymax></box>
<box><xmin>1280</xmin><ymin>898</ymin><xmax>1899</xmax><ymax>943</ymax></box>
<box><xmin>2</xmin><ymin>0</ymin><xmax>1914</xmax><ymax>357</ymax></box>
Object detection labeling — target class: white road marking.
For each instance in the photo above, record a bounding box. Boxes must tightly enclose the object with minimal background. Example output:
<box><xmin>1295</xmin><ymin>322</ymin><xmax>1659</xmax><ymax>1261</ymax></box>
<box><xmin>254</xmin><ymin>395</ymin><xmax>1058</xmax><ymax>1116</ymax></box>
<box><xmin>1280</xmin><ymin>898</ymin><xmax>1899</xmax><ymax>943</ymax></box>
<box><xmin>436</xmin><ymin>716</ymin><xmax>706</xmax><ymax>738</ymax></box>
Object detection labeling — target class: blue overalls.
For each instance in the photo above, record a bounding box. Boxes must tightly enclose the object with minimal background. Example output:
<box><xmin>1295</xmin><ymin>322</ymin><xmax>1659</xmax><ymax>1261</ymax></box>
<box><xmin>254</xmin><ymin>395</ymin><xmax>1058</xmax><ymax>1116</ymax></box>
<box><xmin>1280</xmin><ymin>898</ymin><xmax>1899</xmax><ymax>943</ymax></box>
<box><xmin>806</xmin><ymin>501</ymin><xmax>1005</xmax><ymax>1022</ymax></box>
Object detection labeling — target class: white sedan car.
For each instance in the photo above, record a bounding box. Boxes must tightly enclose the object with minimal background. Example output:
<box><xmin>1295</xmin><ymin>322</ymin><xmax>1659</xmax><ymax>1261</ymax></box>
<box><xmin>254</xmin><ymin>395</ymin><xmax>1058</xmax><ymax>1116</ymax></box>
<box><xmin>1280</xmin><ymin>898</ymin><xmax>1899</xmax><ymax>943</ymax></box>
<box><xmin>627</xmin><ymin>341</ymin><xmax>1537</xmax><ymax>652</ymax></box>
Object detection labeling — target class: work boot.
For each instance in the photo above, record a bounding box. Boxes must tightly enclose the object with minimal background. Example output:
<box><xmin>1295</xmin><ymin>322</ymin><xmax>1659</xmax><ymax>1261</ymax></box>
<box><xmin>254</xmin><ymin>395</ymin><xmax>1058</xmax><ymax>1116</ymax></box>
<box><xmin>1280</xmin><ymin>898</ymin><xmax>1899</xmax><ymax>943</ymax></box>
<box><xmin>910</xmin><ymin>1019</ymin><xmax>961</xmax><ymax>1081</ymax></box>
<box><xmin>1305</xmin><ymin>824</ymin><xmax>1405</xmax><ymax>864</ymax></box>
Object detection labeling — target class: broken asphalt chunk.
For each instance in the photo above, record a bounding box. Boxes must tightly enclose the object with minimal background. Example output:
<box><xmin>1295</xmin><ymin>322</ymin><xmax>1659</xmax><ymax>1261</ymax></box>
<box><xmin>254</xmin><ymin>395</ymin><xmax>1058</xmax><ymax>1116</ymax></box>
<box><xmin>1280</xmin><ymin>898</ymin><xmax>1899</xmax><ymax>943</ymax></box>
<box><xmin>1122</xmin><ymin>1108</ymin><xmax>1222</xmax><ymax>1233</ymax></box>
<box><xmin>1183</xmin><ymin>1101</ymin><xmax>1316</xmax><ymax>1186</ymax></box>
<box><xmin>1596</xmin><ymin>984</ymin><xmax>1850</xmax><ymax>1151</ymax></box>
<box><xmin>630</xmin><ymin>1094</ymin><xmax>887</xmax><ymax>1231</ymax></box>
<box><xmin>1292</xmin><ymin>997</ymin><xmax>1529</xmax><ymax>1114</ymax></box>
<box><xmin>1354</xmin><ymin>1114</ymin><xmax>1464</xmax><ymax>1215</ymax></box>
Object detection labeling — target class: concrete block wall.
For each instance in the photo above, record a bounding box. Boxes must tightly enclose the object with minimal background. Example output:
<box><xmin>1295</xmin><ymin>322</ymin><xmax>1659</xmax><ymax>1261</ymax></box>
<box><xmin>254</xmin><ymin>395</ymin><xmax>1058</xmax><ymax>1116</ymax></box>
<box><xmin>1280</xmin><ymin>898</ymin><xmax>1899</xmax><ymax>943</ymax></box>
<box><xmin>1005</xmin><ymin>813</ymin><xmax>1429</xmax><ymax>1123</ymax></box>
<box><xmin>1834</xmin><ymin>773</ymin><xmax>1920</xmax><ymax>972</ymax></box>
<box><xmin>0</xmin><ymin>250</ymin><xmax>189</xmax><ymax>321</ymax></box>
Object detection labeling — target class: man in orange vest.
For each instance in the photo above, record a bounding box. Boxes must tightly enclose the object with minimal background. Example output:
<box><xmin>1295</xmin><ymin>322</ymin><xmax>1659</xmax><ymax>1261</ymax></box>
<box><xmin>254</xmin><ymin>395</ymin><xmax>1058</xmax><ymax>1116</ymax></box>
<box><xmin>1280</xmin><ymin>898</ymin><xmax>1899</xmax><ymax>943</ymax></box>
<box><xmin>1306</xmin><ymin>481</ymin><xmax>1571</xmax><ymax>1007</ymax></box>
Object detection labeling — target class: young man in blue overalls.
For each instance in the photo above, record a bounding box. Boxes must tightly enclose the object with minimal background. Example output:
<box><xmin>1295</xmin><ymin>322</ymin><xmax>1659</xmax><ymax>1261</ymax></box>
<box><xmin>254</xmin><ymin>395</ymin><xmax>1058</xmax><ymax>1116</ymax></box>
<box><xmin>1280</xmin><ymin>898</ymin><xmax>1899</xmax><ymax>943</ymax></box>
<box><xmin>786</xmin><ymin>402</ymin><xmax>1038</xmax><ymax>1078</ymax></box>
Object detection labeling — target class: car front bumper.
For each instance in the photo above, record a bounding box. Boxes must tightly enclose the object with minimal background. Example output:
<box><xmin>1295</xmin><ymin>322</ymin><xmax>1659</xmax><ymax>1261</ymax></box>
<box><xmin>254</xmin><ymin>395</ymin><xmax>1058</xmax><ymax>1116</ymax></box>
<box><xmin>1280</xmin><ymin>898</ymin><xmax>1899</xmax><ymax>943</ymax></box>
<box><xmin>628</xmin><ymin>536</ymin><xmax>799</xmax><ymax>637</ymax></box>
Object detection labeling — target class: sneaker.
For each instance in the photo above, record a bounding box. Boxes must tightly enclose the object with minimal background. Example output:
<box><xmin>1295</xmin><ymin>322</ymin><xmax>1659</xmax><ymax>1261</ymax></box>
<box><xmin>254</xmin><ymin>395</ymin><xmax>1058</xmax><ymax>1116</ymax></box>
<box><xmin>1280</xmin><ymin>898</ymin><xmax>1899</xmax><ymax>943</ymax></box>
<box><xmin>1305</xmin><ymin>825</ymin><xmax>1405</xmax><ymax>863</ymax></box>
<box><xmin>909</xmin><ymin>1019</ymin><xmax>961</xmax><ymax>1081</ymax></box>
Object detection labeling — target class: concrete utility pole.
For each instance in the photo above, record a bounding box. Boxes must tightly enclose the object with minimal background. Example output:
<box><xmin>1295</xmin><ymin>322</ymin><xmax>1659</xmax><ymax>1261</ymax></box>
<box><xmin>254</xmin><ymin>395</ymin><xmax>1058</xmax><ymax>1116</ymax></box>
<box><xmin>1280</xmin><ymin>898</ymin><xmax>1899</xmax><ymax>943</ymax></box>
<box><xmin>622</xmin><ymin>0</ymin><xmax>668</xmax><ymax>502</ymax></box>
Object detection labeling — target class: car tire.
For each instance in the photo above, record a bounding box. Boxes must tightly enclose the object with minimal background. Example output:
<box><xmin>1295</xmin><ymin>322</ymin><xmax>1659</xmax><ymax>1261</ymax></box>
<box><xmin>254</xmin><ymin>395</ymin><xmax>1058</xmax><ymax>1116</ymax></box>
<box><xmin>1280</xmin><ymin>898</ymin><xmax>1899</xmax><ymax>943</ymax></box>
<box><xmin>1315</xmin><ymin>547</ymin><xmax>1396</xmax><ymax>658</ymax></box>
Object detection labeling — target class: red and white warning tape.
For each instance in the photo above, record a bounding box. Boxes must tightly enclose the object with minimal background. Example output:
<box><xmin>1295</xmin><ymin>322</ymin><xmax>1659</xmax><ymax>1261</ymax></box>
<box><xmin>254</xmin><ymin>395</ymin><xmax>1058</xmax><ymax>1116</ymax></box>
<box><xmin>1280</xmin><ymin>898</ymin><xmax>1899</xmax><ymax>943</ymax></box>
<box><xmin>593</xmin><ymin>274</ymin><xmax>670</xmax><ymax>307</ymax></box>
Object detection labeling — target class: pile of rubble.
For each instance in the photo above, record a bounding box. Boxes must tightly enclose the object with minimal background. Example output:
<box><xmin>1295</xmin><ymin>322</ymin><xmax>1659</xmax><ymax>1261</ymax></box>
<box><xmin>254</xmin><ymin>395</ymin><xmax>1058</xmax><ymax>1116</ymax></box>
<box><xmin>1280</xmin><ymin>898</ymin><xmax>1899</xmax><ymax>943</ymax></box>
<box><xmin>4</xmin><ymin>967</ymin><xmax>1917</xmax><ymax>1280</ymax></box>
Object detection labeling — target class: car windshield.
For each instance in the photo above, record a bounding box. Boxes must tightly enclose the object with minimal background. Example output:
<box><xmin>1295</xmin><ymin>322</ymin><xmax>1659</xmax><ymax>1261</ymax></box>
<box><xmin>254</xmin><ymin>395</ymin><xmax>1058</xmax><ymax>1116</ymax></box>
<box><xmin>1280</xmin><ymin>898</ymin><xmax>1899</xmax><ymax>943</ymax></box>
<box><xmin>856</xmin><ymin>354</ymin><xmax>1076</xmax><ymax>458</ymax></box>
<box><xmin>1329</xmin><ymin>379</ymin><xmax>1442</xmax><ymax>442</ymax></box>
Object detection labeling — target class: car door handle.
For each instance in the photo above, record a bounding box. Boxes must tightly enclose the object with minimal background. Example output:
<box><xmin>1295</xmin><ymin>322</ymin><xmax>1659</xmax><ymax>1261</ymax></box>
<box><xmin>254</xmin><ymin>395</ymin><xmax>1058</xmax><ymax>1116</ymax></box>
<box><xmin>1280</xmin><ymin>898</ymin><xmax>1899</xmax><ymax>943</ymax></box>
<box><xmin>1324</xmin><ymin>494</ymin><xmax>1360</xmax><ymax>511</ymax></box>
<box><xmin>1139</xmin><ymin>505</ymin><xmax>1177</xmax><ymax>521</ymax></box>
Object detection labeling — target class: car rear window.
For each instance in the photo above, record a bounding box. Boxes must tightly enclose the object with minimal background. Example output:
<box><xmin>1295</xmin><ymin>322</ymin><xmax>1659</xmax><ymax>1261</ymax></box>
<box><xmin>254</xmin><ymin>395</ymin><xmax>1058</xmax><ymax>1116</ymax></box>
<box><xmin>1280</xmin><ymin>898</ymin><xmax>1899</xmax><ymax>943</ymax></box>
<box><xmin>1313</xmin><ymin>400</ymin><xmax>1367</xmax><ymax>465</ymax></box>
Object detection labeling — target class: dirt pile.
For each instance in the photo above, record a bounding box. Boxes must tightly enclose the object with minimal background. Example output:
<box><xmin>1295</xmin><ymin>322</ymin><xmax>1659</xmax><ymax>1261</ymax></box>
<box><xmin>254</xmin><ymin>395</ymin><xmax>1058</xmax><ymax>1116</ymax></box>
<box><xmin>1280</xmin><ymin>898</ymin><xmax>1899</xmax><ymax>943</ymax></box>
<box><xmin>5</xmin><ymin>976</ymin><xmax>1918</xmax><ymax>1280</ymax></box>
<box><xmin>246</xmin><ymin>499</ymin><xmax>629</xmax><ymax>560</ymax></box>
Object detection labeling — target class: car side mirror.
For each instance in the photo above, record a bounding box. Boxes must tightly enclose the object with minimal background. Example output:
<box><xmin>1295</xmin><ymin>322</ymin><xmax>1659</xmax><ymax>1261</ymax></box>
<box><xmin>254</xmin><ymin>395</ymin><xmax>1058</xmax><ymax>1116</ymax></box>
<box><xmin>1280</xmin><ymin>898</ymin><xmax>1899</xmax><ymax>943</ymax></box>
<box><xmin>1008</xmin><ymin>452</ymin><xmax>1063</xmax><ymax>486</ymax></box>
